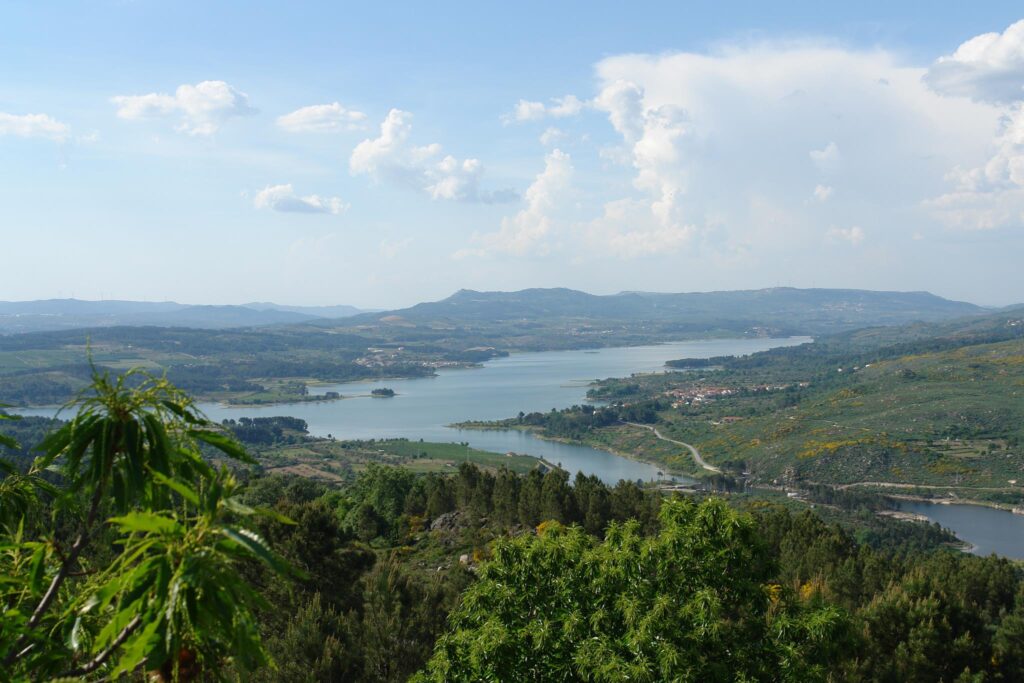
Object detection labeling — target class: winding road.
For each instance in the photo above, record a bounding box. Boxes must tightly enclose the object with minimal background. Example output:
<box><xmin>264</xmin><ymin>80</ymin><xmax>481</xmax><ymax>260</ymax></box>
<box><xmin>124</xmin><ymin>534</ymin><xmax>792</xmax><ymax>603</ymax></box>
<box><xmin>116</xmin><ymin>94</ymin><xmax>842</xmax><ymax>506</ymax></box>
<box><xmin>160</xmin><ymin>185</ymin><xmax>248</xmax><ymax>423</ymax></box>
<box><xmin>625</xmin><ymin>422</ymin><xmax>721</xmax><ymax>473</ymax></box>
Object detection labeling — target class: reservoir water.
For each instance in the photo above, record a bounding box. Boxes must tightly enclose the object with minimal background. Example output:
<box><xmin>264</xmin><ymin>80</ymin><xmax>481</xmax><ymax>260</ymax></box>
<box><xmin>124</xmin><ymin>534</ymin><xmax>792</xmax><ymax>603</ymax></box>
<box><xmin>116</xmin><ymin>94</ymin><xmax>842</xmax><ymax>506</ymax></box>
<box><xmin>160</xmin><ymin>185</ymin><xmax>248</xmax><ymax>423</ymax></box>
<box><xmin>896</xmin><ymin>501</ymin><xmax>1024</xmax><ymax>560</ymax></box>
<box><xmin>167</xmin><ymin>337</ymin><xmax>806</xmax><ymax>484</ymax></box>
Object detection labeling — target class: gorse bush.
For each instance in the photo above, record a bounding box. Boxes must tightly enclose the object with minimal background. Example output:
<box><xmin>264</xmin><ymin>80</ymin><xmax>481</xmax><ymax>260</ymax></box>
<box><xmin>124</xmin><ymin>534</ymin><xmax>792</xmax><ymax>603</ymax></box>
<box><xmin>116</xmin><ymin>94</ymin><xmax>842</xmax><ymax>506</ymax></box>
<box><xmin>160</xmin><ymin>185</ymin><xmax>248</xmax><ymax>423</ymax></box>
<box><xmin>0</xmin><ymin>369</ymin><xmax>291</xmax><ymax>681</ymax></box>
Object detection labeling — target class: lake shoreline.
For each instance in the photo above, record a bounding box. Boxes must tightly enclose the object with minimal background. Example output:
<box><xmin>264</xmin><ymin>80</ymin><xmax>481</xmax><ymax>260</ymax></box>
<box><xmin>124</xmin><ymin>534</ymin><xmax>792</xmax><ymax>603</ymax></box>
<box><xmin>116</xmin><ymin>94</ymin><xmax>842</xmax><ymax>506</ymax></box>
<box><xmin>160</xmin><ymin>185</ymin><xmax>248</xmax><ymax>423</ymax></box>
<box><xmin>450</xmin><ymin>422</ymin><xmax>697</xmax><ymax>481</ymax></box>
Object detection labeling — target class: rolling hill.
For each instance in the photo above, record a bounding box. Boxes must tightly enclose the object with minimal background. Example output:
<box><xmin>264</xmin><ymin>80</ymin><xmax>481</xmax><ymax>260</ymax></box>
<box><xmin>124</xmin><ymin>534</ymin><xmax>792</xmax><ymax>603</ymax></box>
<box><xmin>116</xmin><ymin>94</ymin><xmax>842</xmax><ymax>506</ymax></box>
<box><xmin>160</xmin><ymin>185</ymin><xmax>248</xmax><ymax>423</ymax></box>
<box><xmin>340</xmin><ymin>287</ymin><xmax>987</xmax><ymax>335</ymax></box>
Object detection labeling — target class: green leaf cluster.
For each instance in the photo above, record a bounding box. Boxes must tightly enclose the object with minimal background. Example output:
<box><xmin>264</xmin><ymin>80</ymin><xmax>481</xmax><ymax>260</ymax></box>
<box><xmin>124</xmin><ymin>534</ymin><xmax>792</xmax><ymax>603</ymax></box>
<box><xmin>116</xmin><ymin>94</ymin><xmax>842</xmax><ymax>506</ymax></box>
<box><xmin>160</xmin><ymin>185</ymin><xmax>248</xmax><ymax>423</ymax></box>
<box><xmin>0</xmin><ymin>369</ymin><xmax>291</xmax><ymax>681</ymax></box>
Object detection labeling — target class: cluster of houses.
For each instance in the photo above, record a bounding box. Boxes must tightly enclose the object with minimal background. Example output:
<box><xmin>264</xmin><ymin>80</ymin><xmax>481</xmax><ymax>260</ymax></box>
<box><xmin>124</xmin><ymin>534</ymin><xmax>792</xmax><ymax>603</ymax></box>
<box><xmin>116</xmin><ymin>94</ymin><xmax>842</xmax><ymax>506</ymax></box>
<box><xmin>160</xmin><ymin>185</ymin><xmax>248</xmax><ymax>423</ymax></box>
<box><xmin>664</xmin><ymin>385</ymin><xmax>735</xmax><ymax>408</ymax></box>
<box><xmin>354</xmin><ymin>347</ymin><xmax>467</xmax><ymax>370</ymax></box>
<box><xmin>663</xmin><ymin>381</ymin><xmax>810</xmax><ymax>409</ymax></box>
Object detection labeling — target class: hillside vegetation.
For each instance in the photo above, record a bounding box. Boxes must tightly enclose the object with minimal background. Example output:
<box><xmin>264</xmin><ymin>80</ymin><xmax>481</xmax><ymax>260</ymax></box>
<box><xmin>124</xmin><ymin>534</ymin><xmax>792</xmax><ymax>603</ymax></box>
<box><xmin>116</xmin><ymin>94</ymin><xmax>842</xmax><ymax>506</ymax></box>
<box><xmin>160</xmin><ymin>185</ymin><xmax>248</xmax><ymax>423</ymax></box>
<box><xmin>477</xmin><ymin>310</ymin><xmax>1024</xmax><ymax>496</ymax></box>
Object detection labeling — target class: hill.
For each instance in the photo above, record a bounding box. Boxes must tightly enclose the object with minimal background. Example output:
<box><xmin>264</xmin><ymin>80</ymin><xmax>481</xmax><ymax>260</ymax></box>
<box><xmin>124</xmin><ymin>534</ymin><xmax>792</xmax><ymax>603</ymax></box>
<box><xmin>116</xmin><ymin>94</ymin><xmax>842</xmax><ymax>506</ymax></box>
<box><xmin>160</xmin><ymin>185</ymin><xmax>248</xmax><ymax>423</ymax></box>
<box><xmin>0</xmin><ymin>288</ymin><xmax>1005</xmax><ymax>407</ymax></box>
<box><xmin>243</xmin><ymin>302</ymin><xmax>366</xmax><ymax>318</ymax></box>
<box><xmin>341</xmin><ymin>287</ymin><xmax>986</xmax><ymax>335</ymax></box>
<box><xmin>0</xmin><ymin>299</ymin><xmax>365</xmax><ymax>334</ymax></box>
<box><xmin>509</xmin><ymin>308</ymin><xmax>1024</xmax><ymax>494</ymax></box>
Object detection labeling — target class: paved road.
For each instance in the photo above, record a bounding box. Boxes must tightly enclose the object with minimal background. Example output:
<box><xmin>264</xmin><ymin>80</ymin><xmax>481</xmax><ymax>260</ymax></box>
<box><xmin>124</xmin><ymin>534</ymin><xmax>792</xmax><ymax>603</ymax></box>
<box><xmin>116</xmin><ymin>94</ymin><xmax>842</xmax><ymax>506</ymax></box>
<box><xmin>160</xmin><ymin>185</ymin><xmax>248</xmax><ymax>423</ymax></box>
<box><xmin>831</xmin><ymin>481</ymin><xmax>1014</xmax><ymax>492</ymax></box>
<box><xmin>625</xmin><ymin>422</ymin><xmax>721</xmax><ymax>473</ymax></box>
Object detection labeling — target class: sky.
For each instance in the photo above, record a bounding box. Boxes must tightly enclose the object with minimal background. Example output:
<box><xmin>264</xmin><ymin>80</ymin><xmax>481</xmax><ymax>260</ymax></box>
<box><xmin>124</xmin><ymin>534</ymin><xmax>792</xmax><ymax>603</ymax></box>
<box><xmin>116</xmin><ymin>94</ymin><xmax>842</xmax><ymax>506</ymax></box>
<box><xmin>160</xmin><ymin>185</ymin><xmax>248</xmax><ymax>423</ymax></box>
<box><xmin>2</xmin><ymin>1</ymin><xmax>1024</xmax><ymax>309</ymax></box>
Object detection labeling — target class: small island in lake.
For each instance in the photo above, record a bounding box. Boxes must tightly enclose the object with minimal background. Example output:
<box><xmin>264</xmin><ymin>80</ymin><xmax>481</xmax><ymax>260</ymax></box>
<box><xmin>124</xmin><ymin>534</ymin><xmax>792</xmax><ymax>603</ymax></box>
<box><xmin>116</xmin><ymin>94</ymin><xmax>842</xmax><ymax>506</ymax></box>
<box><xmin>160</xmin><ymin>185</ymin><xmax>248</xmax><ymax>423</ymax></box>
<box><xmin>371</xmin><ymin>387</ymin><xmax>396</xmax><ymax>397</ymax></box>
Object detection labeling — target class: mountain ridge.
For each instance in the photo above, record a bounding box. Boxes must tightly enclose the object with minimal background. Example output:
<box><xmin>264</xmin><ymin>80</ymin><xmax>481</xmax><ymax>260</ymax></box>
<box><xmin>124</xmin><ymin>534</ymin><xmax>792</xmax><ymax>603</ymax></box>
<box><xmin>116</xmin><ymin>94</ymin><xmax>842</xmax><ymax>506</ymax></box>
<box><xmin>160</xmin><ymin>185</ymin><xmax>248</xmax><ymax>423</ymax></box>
<box><xmin>340</xmin><ymin>286</ymin><xmax>990</xmax><ymax>335</ymax></box>
<box><xmin>0</xmin><ymin>299</ymin><xmax>366</xmax><ymax>334</ymax></box>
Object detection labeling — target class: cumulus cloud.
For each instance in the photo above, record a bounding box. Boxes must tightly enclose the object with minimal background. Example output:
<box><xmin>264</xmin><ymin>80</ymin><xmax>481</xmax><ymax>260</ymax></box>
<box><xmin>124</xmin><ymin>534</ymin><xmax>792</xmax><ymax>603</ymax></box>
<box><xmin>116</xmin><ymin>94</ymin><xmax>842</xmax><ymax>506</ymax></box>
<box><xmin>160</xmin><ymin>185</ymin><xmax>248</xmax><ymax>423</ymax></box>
<box><xmin>585</xmin><ymin>76</ymin><xmax>697</xmax><ymax>256</ymax></box>
<box><xmin>454</xmin><ymin>149</ymin><xmax>573</xmax><ymax>258</ymax></box>
<box><xmin>925</xmin><ymin>21</ymin><xmax>1024</xmax><ymax>230</ymax></box>
<box><xmin>593</xmin><ymin>80</ymin><xmax>645</xmax><ymax>142</ymax></box>
<box><xmin>0</xmin><ymin>112</ymin><xmax>70</xmax><ymax>142</ymax></box>
<box><xmin>539</xmin><ymin>127</ymin><xmax>565</xmax><ymax>146</ymax></box>
<box><xmin>575</xmin><ymin>42</ymin><xmax>1009</xmax><ymax>259</ymax></box>
<box><xmin>582</xmin><ymin>198</ymin><xmax>695</xmax><ymax>257</ymax></box>
<box><xmin>254</xmin><ymin>184</ymin><xmax>347</xmax><ymax>215</ymax></box>
<box><xmin>350</xmin><ymin>109</ymin><xmax>515</xmax><ymax>202</ymax></box>
<box><xmin>827</xmin><ymin>225</ymin><xmax>865</xmax><ymax>246</ymax></box>
<box><xmin>506</xmin><ymin>95</ymin><xmax>586</xmax><ymax>122</ymax></box>
<box><xmin>926</xmin><ymin>183</ymin><xmax>1024</xmax><ymax>230</ymax></box>
<box><xmin>277</xmin><ymin>102</ymin><xmax>367</xmax><ymax>132</ymax></box>
<box><xmin>809</xmin><ymin>142</ymin><xmax>841</xmax><ymax>170</ymax></box>
<box><xmin>470</xmin><ymin>43</ymin><xmax>1002</xmax><ymax>261</ymax></box>
<box><xmin>112</xmin><ymin>80</ymin><xmax>253</xmax><ymax>135</ymax></box>
<box><xmin>925</xmin><ymin>19</ymin><xmax>1024</xmax><ymax>104</ymax></box>
<box><xmin>813</xmin><ymin>184</ymin><xmax>834</xmax><ymax>202</ymax></box>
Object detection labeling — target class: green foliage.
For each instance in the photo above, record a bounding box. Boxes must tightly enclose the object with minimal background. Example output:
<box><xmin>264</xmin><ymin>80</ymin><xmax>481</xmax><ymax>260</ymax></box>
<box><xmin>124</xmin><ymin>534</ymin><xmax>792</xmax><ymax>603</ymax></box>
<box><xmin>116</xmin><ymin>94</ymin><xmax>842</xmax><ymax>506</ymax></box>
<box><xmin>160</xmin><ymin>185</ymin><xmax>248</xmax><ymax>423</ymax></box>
<box><xmin>416</xmin><ymin>498</ymin><xmax>849</xmax><ymax>682</ymax></box>
<box><xmin>0</xmin><ymin>369</ymin><xmax>291</xmax><ymax>680</ymax></box>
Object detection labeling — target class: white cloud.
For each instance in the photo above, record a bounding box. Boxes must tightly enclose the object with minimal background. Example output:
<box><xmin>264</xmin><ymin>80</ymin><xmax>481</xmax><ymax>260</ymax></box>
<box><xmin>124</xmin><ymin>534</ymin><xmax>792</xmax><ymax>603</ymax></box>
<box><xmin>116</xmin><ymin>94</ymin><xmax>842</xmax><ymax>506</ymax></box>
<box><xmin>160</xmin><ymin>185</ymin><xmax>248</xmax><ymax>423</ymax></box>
<box><xmin>593</xmin><ymin>80</ymin><xmax>645</xmax><ymax>142</ymax></box>
<box><xmin>454</xmin><ymin>149</ymin><xmax>573</xmax><ymax>258</ymax></box>
<box><xmin>809</xmin><ymin>142</ymin><xmax>841</xmax><ymax>170</ymax></box>
<box><xmin>350</xmin><ymin>109</ymin><xmax>514</xmax><ymax>203</ymax></box>
<box><xmin>925</xmin><ymin>21</ymin><xmax>1024</xmax><ymax>230</ymax></box>
<box><xmin>511</xmin><ymin>100</ymin><xmax>546</xmax><ymax>122</ymax></box>
<box><xmin>550</xmin><ymin>95</ymin><xmax>585</xmax><ymax>117</ymax></box>
<box><xmin>254</xmin><ymin>184</ymin><xmax>347</xmax><ymax>215</ymax></box>
<box><xmin>925</xmin><ymin>19</ymin><xmax>1024</xmax><ymax>103</ymax></box>
<box><xmin>277</xmin><ymin>102</ymin><xmax>367</xmax><ymax>133</ymax></box>
<box><xmin>586</xmin><ymin>76</ymin><xmax>696</xmax><ymax>256</ymax></box>
<box><xmin>813</xmin><ymin>184</ymin><xmax>834</xmax><ymax>202</ymax></box>
<box><xmin>112</xmin><ymin>80</ymin><xmax>253</xmax><ymax>135</ymax></box>
<box><xmin>582</xmin><ymin>198</ymin><xmax>695</xmax><ymax>257</ymax></box>
<box><xmin>539</xmin><ymin>127</ymin><xmax>565</xmax><ymax>146</ymax></box>
<box><xmin>0</xmin><ymin>112</ymin><xmax>70</xmax><ymax>142</ymax></box>
<box><xmin>578</xmin><ymin>42</ymin><xmax>1004</xmax><ymax>261</ymax></box>
<box><xmin>827</xmin><ymin>225</ymin><xmax>865</xmax><ymax>246</ymax></box>
<box><xmin>506</xmin><ymin>95</ymin><xmax>585</xmax><ymax>122</ymax></box>
<box><xmin>483</xmin><ymin>45</ymin><xmax>993</xmax><ymax>261</ymax></box>
<box><xmin>925</xmin><ymin>184</ymin><xmax>1024</xmax><ymax>230</ymax></box>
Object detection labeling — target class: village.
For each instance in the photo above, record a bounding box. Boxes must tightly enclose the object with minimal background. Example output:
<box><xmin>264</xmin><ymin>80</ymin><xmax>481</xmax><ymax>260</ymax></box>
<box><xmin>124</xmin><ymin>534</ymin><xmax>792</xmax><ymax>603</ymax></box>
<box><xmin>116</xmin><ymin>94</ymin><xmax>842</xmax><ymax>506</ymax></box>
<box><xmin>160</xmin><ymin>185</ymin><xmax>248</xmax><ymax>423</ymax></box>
<box><xmin>662</xmin><ymin>380</ymin><xmax>809</xmax><ymax>409</ymax></box>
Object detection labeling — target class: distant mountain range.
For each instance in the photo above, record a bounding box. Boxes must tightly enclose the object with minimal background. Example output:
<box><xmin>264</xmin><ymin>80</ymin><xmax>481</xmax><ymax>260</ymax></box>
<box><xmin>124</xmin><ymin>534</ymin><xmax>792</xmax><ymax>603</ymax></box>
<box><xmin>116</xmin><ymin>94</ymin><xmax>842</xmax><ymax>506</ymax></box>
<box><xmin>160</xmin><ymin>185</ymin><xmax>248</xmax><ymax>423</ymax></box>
<box><xmin>341</xmin><ymin>287</ymin><xmax>990</xmax><ymax>335</ymax></box>
<box><xmin>0</xmin><ymin>288</ymin><xmax>1000</xmax><ymax>337</ymax></box>
<box><xmin>0</xmin><ymin>299</ymin><xmax>366</xmax><ymax>334</ymax></box>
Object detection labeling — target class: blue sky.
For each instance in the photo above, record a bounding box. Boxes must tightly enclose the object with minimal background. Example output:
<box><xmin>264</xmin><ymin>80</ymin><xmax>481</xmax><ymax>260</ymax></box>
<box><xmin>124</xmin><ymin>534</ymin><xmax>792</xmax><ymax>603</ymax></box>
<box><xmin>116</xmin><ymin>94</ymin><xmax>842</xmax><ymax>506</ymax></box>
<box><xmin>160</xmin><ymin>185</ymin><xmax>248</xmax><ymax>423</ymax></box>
<box><xmin>2</xmin><ymin>1</ymin><xmax>1024</xmax><ymax>308</ymax></box>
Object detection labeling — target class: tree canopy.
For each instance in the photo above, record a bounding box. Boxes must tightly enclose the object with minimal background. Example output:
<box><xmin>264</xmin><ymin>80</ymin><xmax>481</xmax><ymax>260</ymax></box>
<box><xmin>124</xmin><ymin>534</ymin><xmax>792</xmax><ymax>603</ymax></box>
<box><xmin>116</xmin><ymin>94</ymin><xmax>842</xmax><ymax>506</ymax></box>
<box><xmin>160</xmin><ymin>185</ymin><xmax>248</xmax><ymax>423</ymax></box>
<box><xmin>416</xmin><ymin>497</ymin><xmax>849</xmax><ymax>682</ymax></box>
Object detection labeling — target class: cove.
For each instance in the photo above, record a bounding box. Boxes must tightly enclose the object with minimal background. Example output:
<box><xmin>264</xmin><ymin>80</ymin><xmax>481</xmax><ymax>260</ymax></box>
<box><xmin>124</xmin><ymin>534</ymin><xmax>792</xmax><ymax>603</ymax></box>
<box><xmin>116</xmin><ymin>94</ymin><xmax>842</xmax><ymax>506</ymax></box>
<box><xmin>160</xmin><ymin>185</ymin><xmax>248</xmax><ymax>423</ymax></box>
<box><xmin>896</xmin><ymin>501</ymin><xmax>1024</xmax><ymax>560</ymax></box>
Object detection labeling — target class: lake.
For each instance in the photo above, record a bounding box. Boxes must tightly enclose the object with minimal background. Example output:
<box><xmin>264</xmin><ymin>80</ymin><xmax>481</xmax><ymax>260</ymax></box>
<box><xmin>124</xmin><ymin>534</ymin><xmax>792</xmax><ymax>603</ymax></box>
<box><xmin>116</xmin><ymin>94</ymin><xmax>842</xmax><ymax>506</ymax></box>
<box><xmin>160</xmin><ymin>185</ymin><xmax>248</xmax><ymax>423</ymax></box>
<box><xmin>192</xmin><ymin>337</ymin><xmax>808</xmax><ymax>484</ymax></box>
<box><xmin>896</xmin><ymin>501</ymin><xmax>1024</xmax><ymax>560</ymax></box>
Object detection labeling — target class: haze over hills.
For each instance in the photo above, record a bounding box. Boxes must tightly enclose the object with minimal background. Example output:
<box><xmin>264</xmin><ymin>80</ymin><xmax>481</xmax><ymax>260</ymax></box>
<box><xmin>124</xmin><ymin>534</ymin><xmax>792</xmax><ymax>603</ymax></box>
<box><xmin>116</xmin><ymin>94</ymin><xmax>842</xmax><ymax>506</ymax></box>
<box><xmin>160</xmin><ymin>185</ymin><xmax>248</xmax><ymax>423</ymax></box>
<box><xmin>0</xmin><ymin>299</ymin><xmax>367</xmax><ymax>335</ymax></box>
<box><xmin>242</xmin><ymin>302</ymin><xmax>366</xmax><ymax>318</ymax></box>
<box><xmin>0</xmin><ymin>288</ymin><xmax>995</xmax><ymax>337</ymax></box>
<box><xmin>339</xmin><ymin>287</ymin><xmax>989</xmax><ymax>335</ymax></box>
